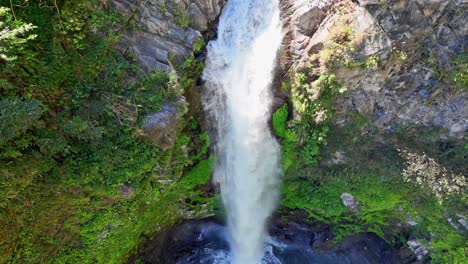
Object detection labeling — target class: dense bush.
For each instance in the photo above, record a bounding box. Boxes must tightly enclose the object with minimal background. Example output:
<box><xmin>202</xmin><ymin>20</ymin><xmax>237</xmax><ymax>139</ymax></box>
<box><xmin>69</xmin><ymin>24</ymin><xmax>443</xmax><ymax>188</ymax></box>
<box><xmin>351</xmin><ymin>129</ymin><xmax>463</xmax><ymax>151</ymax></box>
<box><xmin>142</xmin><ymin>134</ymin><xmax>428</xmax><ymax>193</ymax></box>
<box><xmin>399</xmin><ymin>149</ymin><xmax>467</xmax><ymax>202</ymax></box>
<box><xmin>0</xmin><ymin>1</ymin><xmax>211</xmax><ymax>262</ymax></box>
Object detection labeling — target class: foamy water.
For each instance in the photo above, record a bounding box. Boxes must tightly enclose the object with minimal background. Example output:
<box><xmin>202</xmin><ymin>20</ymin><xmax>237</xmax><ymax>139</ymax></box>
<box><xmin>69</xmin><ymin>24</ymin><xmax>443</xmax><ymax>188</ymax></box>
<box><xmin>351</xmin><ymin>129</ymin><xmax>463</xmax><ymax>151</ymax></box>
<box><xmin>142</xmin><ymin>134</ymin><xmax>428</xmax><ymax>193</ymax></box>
<box><xmin>202</xmin><ymin>0</ymin><xmax>283</xmax><ymax>263</ymax></box>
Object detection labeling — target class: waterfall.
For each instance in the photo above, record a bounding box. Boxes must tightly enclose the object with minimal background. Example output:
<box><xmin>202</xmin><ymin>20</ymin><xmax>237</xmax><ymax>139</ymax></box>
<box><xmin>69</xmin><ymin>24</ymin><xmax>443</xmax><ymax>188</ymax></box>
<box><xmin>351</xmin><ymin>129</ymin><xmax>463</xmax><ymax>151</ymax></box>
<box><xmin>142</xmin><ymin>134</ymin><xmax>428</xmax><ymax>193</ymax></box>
<box><xmin>202</xmin><ymin>0</ymin><xmax>283</xmax><ymax>263</ymax></box>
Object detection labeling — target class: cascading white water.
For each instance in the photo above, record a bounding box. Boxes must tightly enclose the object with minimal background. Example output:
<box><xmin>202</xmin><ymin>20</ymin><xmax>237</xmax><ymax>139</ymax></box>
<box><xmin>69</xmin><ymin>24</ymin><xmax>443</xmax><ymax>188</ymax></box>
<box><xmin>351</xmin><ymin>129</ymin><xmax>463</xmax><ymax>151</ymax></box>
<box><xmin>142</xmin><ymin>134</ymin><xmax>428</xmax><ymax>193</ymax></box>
<box><xmin>202</xmin><ymin>0</ymin><xmax>283</xmax><ymax>263</ymax></box>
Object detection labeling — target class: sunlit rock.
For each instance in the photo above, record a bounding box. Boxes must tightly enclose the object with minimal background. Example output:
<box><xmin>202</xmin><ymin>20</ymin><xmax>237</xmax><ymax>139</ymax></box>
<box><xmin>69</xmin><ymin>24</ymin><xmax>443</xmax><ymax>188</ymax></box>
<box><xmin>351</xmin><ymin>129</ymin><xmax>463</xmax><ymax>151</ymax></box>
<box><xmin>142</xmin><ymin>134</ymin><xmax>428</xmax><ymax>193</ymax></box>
<box><xmin>340</xmin><ymin>193</ymin><xmax>360</xmax><ymax>213</ymax></box>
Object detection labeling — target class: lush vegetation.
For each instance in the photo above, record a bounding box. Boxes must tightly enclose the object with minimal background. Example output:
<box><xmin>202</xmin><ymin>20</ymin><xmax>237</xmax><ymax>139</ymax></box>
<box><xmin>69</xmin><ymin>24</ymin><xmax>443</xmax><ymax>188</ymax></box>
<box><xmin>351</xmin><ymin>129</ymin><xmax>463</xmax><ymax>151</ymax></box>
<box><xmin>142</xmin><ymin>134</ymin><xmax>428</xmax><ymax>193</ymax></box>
<box><xmin>272</xmin><ymin>9</ymin><xmax>467</xmax><ymax>262</ymax></box>
<box><xmin>0</xmin><ymin>1</ymin><xmax>212</xmax><ymax>263</ymax></box>
<box><xmin>1</xmin><ymin>1</ymin><xmax>466</xmax><ymax>263</ymax></box>
<box><xmin>277</xmin><ymin>117</ymin><xmax>467</xmax><ymax>262</ymax></box>
<box><xmin>274</xmin><ymin>90</ymin><xmax>467</xmax><ymax>263</ymax></box>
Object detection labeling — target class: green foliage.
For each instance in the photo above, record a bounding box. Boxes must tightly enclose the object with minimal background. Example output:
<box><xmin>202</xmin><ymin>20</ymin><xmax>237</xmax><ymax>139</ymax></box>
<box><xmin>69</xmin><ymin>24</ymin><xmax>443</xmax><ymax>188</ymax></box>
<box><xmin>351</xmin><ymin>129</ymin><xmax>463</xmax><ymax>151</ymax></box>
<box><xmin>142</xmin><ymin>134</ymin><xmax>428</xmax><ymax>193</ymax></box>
<box><xmin>344</xmin><ymin>54</ymin><xmax>380</xmax><ymax>69</ymax></box>
<box><xmin>0</xmin><ymin>1</ymin><xmax>212</xmax><ymax>263</ymax></box>
<box><xmin>450</xmin><ymin>53</ymin><xmax>467</xmax><ymax>90</ymax></box>
<box><xmin>282</xmin><ymin>116</ymin><xmax>467</xmax><ymax>262</ymax></box>
<box><xmin>272</xmin><ymin>104</ymin><xmax>298</xmax><ymax>171</ymax></box>
<box><xmin>282</xmin><ymin>161</ymin><xmax>466</xmax><ymax>262</ymax></box>
<box><xmin>287</xmin><ymin>73</ymin><xmax>345</xmax><ymax>167</ymax></box>
<box><xmin>172</xmin><ymin>2</ymin><xmax>190</xmax><ymax>28</ymax></box>
<box><xmin>0</xmin><ymin>97</ymin><xmax>43</xmax><ymax>143</ymax></box>
<box><xmin>191</xmin><ymin>132</ymin><xmax>210</xmax><ymax>161</ymax></box>
<box><xmin>430</xmin><ymin>52</ymin><xmax>468</xmax><ymax>91</ymax></box>
<box><xmin>192</xmin><ymin>38</ymin><xmax>206</xmax><ymax>54</ymax></box>
<box><xmin>291</xmin><ymin>73</ymin><xmax>345</xmax><ymax>118</ymax></box>
<box><xmin>319</xmin><ymin>24</ymin><xmax>355</xmax><ymax>68</ymax></box>
<box><xmin>175</xmin><ymin>56</ymin><xmax>204</xmax><ymax>90</ymax></box>
<box><xmin>0</xmin><ymin>7</ymin><xmax>37</xmax><ymax>61</ymax></box>
<box><xmin>300</xmin><ymin>126</ymin><xmax>328</xmax><ymax>166</ymax></box>
<box><xmin>272</xmin><ymin>103</ymin><xmax>288</xmax><ymax>138</ymax></box>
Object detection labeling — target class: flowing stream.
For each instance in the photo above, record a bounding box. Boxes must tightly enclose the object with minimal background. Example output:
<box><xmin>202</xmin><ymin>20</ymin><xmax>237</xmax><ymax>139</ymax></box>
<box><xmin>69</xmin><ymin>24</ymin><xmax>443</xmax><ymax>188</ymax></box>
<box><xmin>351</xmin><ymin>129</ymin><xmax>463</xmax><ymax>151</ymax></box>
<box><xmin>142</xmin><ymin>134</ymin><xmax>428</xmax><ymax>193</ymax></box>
<box><xmin>202</xmin><ymin>0</ymin><xmax>283</xmax><ymax>263</ymax></box>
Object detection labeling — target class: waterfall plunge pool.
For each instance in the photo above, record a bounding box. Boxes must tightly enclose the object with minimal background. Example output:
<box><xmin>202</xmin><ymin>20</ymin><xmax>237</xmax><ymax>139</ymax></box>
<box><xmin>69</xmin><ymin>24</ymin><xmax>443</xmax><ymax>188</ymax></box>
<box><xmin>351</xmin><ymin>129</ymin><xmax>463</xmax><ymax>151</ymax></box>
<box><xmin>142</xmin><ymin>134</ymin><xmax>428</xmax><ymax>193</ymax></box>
<box><xmin>135</xmin><ymin>218</ymin><xmax>411</xmax><ymax>264</ymax></box>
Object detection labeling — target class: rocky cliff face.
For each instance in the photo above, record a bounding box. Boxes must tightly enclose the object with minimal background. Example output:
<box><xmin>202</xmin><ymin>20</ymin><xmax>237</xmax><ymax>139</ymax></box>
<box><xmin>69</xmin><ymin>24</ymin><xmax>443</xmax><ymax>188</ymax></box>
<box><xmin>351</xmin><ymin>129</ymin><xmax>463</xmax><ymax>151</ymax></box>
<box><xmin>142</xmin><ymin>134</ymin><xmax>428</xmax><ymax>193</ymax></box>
<box><xmin>111</xmin><ymin>0</ymin><xmax>225</xmax><ymax>74</ymax></box>
<box><xmin>113</xmin><ymin>0</ymin><xmax>466</xmax><ymax>144</ymax></box>
<box><xmin>111</xmin><ymin>0</ymin><xmax>226</xmax><ymax>150</ymax></box>
<box><xmin>279</xmin><ymin>0</ymin><xmax>467</xmax><ymax>139</ymax></box>
<box><xmin>112</xmin><ymin>1</ymin><xmax>466</xmax><ymax>261</ymax></box>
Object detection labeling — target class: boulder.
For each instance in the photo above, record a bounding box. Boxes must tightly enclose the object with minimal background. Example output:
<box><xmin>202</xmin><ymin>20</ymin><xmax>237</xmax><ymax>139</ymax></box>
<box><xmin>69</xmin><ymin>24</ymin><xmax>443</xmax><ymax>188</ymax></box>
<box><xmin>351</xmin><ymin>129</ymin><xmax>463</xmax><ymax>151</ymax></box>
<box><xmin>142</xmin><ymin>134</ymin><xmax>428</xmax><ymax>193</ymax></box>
<box><xmin>116</xmin><ymin>184</ymin><xmax>136</xmax><ymax>199</ymax></box>
<box><xmin>340</xmin><ymin>193</ymin><xmax>360</xmax><ymax>213</ymax></box>
<box><xmin>407</xmin><ymin>239</ymin><xmax>429</xmax><ymax>261</ymax></box>
<box><xmin>138</xmin><ymin>98</ymin><xmax>186</xmax><ymax>151</ymax></box>
<box><xmin>279</xmin><ymin>0</ymin><xmax>338</xmax><ymax>70</ymax></box>
<box><xmin>186</xmin><ymin>0</ymin><xmax>226</xmax><ymax>31</ymax></box>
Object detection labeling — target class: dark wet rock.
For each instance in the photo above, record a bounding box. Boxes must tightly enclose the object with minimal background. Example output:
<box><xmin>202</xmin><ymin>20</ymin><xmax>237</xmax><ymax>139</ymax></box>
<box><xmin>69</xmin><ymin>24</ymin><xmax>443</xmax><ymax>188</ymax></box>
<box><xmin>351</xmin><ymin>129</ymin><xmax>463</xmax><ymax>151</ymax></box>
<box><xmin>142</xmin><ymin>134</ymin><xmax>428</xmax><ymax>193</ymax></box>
<box><xmin>335</xmin><ymin>233</ymin><xmax>409</xmax><ymax>264</ymax></box>
<box><xmin>136</xmin><ymin>220</ymin><xmax>211</xmax><ymax>264</ymax></box>
<box><xmin>272</xmin><ymin>96</ymin><xmax>286</xmax><ymax>113</ymax></box>
<box><xmin>133</xmin><ymin>218</ymin><xmax>414</xmax><ymax>264</ymax></box>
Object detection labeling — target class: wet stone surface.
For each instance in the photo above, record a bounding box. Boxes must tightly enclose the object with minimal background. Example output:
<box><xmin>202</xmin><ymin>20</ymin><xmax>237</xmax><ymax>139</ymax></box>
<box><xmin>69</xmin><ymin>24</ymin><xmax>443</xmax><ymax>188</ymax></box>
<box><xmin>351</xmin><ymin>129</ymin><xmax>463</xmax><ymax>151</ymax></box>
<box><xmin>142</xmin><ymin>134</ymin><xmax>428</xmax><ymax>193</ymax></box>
<box><xmin>134</xmin><ymin>218</ymin><xmax>415</xmax><ymax>264</ymax></box>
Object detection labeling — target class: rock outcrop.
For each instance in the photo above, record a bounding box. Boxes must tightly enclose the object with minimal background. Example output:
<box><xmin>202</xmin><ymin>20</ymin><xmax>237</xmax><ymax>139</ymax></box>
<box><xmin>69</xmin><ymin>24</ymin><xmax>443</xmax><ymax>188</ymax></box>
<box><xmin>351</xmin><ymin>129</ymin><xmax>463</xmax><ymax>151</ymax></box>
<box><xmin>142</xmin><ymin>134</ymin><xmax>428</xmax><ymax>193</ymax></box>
<box><xmin>340</xmin><ymin>193</ymin><xmax>360</xmax><ymax>213</ymax></box>
<box><xmin>112</xmin><ymin>0</ymin><xmax>226</xmax><ymax>150</ymax></box>
<box><xmin>137</xmin><ymin>98</ymin><xmax>186</xmax><ymax>151</ymax></box>
<box><xmin>407</xmin><ymin>238</ymin><xmax>429</xmax><ymax>261</ymax></box>
<box><xmin>112</xmin><ymin>0</ymin><xmax>225</xmax><ymax>74</ymax></box>
<box><xmin>280</xmin><ymin>0</ymin><xmax>467</xmax><ymax>138</ymax></box>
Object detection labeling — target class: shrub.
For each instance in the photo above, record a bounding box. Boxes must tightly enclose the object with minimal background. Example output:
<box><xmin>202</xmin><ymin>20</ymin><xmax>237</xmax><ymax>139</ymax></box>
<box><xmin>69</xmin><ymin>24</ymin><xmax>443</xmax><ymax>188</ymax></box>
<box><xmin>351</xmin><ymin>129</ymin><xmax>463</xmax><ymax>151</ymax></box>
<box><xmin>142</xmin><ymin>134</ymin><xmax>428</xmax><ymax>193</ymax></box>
<box><xmin>451</xmin><ymin>53</ymin><xmax>467</xmax><ymax>90</ymax></box>
<box><xmin>0</xmin><ymin>97</ymin><xmax>43</xmax><ymax>143</ymax></box>
<box><xmin>399</xmin><ymin>149</ymin><xmax>467</xmax><ymax>202</ymax></box>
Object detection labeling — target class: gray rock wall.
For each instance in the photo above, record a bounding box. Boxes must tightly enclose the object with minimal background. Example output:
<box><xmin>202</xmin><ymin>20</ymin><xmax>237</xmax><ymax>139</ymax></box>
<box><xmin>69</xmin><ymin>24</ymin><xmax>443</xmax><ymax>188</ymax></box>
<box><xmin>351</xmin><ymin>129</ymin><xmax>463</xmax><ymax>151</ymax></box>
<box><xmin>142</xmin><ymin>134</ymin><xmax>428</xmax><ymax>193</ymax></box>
<box><xmin>280</xmin><ymin>0</ymin><xmax>467</xmax><ymax>138</ymax></box>
<box><xmin>111</xmin><ymin>0</ymin><xmax>226</xmax><ymax>150</ymax></box>
<box><xmin>112</xmin><ymin>0</ymin><xmax>225</xmax><ymax>74</ymax></box>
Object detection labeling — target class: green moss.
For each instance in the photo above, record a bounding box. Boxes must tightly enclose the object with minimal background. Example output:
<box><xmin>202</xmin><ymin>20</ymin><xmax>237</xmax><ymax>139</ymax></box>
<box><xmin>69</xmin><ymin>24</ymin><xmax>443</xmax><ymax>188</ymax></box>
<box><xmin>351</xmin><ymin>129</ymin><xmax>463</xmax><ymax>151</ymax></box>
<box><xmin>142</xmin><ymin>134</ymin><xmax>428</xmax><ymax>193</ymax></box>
<box><xmin>51</xmin><ymin>156</ymin><xmax>215</xmax><ymax>264</ymax></box>
<box><xmin>273</xmin><ymin>104</ymin><xmax>288</xmax><ymax>138</ymax></box>
<box><xmin>179</xmin><ymin>156</ymin><xmax>214</xmax><ymax>191</ymax></box>
<box><xmin>272</xmin><ymin>104</ymin><xmax>298</xmax><ymax>171</ymax></box>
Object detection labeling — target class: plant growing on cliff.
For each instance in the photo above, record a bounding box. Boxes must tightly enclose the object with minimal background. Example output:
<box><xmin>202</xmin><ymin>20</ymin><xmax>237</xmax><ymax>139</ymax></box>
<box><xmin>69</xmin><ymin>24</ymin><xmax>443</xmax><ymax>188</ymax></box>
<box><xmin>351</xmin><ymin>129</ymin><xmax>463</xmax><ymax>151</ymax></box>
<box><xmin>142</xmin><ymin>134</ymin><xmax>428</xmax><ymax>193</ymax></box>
<box><xmin>174</xmin><ymin>55</ymin><xmax>204</xmax><ymax>90</ymax></box>
<box><xmin>273</xmin><ymin>104</ymin><xmax>298</xmax><ymax>170</ymax></box>
<box><xmin>399</xmin><ymin>149</ymin><xmax>467</xmax><ymax>202</ymax></box>
<box><xmin>173</xmin><ymin>2</ymin><xmax>190</xmax><ymax>28</ymax></box>
<box><xmin>450</xmin><ymin>53</ymin><xmax>467</xmax><ymax>90</ymax></box>
<box><xmin>0</xmin><ymin>1</ymin><xmax>205</xmax><ymax>262</ymax></box>
<box><xmin>289</xmin><ymin>72</ymin><xmax>346</xmax><ymax>166</ymax></box>
<box><xmin>192</xmin><ymin>38</ymin><xmax>206</xmax><ymax>54</ymax></box>
<box><xmin>319</xmin><ymin>24</ymin><xmax>355</xmax><ymax>68</ymax></box>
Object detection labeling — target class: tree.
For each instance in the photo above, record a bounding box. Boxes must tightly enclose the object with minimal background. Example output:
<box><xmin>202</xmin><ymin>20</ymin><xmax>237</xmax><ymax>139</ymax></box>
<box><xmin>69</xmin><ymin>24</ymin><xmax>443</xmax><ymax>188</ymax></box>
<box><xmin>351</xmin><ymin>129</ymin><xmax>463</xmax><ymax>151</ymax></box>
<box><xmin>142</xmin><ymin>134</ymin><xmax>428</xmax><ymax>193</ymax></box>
<box><xmin>0</xmin><ymin>6</ymin><xmax>36</xmax><ymax>62</ymax></box>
